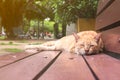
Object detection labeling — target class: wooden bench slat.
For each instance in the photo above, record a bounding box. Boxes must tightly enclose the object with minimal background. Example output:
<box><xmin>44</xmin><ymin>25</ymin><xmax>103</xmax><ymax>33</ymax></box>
<box><xmin>0</xmin><ymin>51</ymin><xmax>60</xmax><ymax>80</ymax></box>
<box><xmin>97</xmin><ymin>0</ymin><xmax>111</xmax><ymax>15</ymax></box>
<box><xmin>39</xmin><ymin>51</ymin><xmax>95</xmax><ymax>80</ymax></box>
<box><xmin>0</xmin><ymin>52</ymin><xmax>33</xmax><ymax>67</ymax></box>
<box><xmin>102</xmin><ymin>27</ymin><xmax>120</xmax><ymax>54</ymax></box>
<box><xmin>85</xmin><ymin>53</ymin><xmax>120</xmax><ymax>80</ymax></box>
<box><xmin>96</xmin><ymin>0</ymin><xmax>120</xmax><ymax>30</ymax></box>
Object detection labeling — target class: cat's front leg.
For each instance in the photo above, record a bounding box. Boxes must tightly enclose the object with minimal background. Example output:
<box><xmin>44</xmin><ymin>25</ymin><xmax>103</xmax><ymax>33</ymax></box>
<box><xmin>25</xmin><ymin>44</ymin><xmax>57</xmax><ymax>51</ymax></box>
<box><xmin>40</xmin><ymin>45</ymin><xmax>56</xmax><ymax>51</ymax></box>
<box><xmin>25</xmin><ymin>45</ymin><xmax>42</xmax><ymax>51</ymax></box>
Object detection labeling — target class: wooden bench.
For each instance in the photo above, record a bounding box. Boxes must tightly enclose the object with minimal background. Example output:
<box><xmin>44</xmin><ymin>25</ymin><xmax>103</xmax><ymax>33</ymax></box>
<box><xmin>0</xmin><ymin>51</ymin><xmax>119</xmax><ymax>80</ymax></box>
<box><xmin>0</xmin><ymin>0</ymin><xmax>120</xmax><ymax>80</ymax></box>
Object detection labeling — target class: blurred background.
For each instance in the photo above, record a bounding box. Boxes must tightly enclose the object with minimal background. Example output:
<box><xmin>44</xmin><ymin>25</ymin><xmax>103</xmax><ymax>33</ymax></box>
<box><xmin>0</xmin><ymin>0</ymin><xmax>99</xmax><ymax>40</ymax></box>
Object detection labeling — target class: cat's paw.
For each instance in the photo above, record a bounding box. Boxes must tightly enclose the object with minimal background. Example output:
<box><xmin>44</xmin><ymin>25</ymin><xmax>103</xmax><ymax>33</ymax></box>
<box><xmin>24</xmin><ymin>45</ymin><xmax>34</xmax><ymax>50</ymax></box>
<box><xmin>24</xmin><ymin>45</ymin><xmax>40</xmax><ymax>53</ymax></box>
<box><xmin>24</xmin><ymin>45</ymin><xmax>39</xmax><ymax>50</ymax></box>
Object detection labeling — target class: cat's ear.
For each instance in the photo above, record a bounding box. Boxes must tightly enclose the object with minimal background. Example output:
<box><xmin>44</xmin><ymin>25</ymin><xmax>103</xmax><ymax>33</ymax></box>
<box><xmin>73</xmin><ymin>32</ymin><xmax>80</xmax><ymax>42</ymax></box>
<box><xmin>94</xmin><ymin>33</ymin><xmax>102</xmax><ymax>43</ymax></box>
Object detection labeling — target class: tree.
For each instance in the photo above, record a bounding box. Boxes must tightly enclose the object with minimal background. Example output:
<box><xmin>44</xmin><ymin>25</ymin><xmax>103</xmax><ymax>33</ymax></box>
<box><xmin>56</xmin><ymin>0</ymin><xmax>99</xmax><ymax>24</ymax></box>
<box><xmin>0</xmin><ymin>0</ymin><xmax>34</xmax><ymax>39</ymax></box>
<box><xmin>0</xmin><ymin>0</ymin><xmax>98</xmax><ymax>39</ymax></box>
<box><xmin>53</xmin><ymin>0</ymin><xmax>98</xmax><ymax>37</ymax></box>
<box><xmin>43</xmin><ymin>0</ymin><xmax>98</xmax><ymax>37</ymax></box>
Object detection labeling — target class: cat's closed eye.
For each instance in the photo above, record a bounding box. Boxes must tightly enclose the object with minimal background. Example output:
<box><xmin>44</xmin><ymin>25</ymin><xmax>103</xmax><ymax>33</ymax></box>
<box><xmin>90</xmin><ymin>45</ymin><xmax>95</xmax><ymax>47</ymax></box>
<box><xmin>80</xmin><ymin>44</ymin><xmax>84</xmax><ymax>46</ymax></box>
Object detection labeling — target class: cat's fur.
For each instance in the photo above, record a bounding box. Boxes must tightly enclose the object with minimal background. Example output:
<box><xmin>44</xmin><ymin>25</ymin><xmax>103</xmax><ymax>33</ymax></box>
<box><xmin>25</xmin><ymin>31</ymin><xmax>103</xmax><ymax>55</ymax></box>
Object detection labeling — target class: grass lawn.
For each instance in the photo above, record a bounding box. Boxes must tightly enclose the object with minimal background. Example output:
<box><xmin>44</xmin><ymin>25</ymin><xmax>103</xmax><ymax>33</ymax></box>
<box><xmin>0</xmin><ymin>41</ymin><xmax>25</xmax><ymax>55</ymax></box>
<box><xmin>0</xmin><ymin>36</ymin><xmax>6</xmax><ymax>40</ymax></box>
<box><xmin>0</xmin><ymin>41</ymin><xmax>18</xmax><ymax>45</ymax></box>
<box><xmin>0</xmin><ymin>39</ymin><xmax>46</xmax><ymax>55</ymax></box>
<box><xmin>2</xmin><ymin>48</ymin><xmax>23</xmax><ymax>53</ymax></box>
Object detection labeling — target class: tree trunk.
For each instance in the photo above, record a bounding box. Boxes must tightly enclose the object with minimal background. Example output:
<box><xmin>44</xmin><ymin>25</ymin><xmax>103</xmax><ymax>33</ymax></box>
<box><xmin>37</xmin><ymin>20</ymin><xmax>40</xmax><ymax>39</ymax></box>
<box><xmin>0</xmin><ymin>18</ymin><xmax>2</xmax><ymax>34</ymax></box>
<box><xmin>5</xmin><ymin>27</ymin><xmax>16</xmax><ymax>39</ymax></box>
<box><xmin>62</xmin><ymin>23</ymin><xmax>66</xmax><ymax>37</ymax></box>
<box><xmin>54</xmin><ymin>23</ymin><xmax>59</xmax><ymax>39</ymax></box>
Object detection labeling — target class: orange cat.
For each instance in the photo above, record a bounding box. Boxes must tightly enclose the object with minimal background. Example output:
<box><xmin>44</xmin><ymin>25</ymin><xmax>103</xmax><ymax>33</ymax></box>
<box><xmin>25</xmin><ymin>31</ymin><xmax>103</xmax><ymax>55</ymax></box>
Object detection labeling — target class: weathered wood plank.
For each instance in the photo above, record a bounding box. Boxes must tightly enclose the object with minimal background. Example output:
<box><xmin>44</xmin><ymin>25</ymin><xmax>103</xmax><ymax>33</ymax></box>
<box><xmin>85</xmin><ymin>53</ymin><xmax>120</xmax><ymax>80</ymax></box>
<box><xmin>96</xmin><ymin>0</ymin><xmax>120</xmax><ymax>30</ymax></box>
<box><xmin>0</xmin><ymin>51</ymin><xmax>60</xmax><ymax>80</ymax></box>
<box><xmin>0</xmin><ymin>52</ymin><xmax>33</xmax><ymax>67</ymax></box>
<box><xmin>97</xmin><ymin>0</ymin><xmax>111</xmax><ymax>15</ymax></box>
<box><xmin>102</xmin><ymin>27</ymin><xmax>120</xmax><ymax>53</ymax></box>
<box><xmin>39</xmin><ymin>51</ymin><xmax>95</xmax><ymax>80</ymax></box>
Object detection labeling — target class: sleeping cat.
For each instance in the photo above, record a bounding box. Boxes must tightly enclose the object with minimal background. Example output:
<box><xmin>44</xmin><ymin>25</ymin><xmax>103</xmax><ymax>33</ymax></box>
<box><xmin>25</xmin><ymin>31</ymin><xmax>103</xmax><ymax>55</ymax></box>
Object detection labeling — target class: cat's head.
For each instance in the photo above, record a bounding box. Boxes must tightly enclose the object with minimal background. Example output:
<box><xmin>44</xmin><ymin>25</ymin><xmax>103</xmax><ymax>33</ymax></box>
<box><xmin>73</xmin><ymin>33</ymin><xmax>102</xmax><ymax>55</ymax></box>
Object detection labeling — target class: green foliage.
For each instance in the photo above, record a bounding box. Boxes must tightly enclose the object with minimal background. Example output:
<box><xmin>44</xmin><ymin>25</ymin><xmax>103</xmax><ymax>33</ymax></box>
<box><xmin>0</xmin><ymin>42</ymin><xmax>18</xmax><ymax>45</ymax></box>
<box><xmin>0</xmin><ymin>42</ymin><xmax>5</xmax><ymax>45</ymax></box>
<box><xmin>29</xmin><ymin>42</ymin><xmax>42</xmax><ymax>45</ymax></box>
<box><xmin>44</xmin><ymin>20</ymin><xmax>55</xmax><ymax>32</ymax></box>
<box><xmin>3</xmin><ymin>48</ymin><xmax>23</xmax><ymax>53</ymax></box>
<box><xmin>56</xmin><ymin>0</ymin><xmax>99</xmax><ymax>24</ymax></box>
<box><xmin>8</xmin><ymin>41</ymin><xmax>13</xmax><ymax>45</ymax></box>
<box><xmin>17</xmin><ymin>40</ymin><xmax>28</xmax><ymax>43</ymax></box>
<box><xmin>0</xmin><ymin>0</ymin><xmax>99</xmax><ymax>39</ymax></box>
<box><xmin>0</xmin><ymin>36</ymin><xmax>6</xmax><ymax>40</ymax></box>
<box><xmin>25</xmin><ymin>20</ymin><xmax>55</xmax><ymax>32</ymax></box>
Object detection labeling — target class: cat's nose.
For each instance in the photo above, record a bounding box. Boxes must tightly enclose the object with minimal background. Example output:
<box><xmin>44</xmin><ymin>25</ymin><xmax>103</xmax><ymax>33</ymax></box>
<box><xmin>85</xmin><ymin>50</ymin><xmax>89</xmax><ymax>53</ymax></box>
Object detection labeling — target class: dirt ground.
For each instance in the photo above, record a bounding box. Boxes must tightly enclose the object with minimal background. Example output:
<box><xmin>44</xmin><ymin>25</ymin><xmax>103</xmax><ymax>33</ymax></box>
<box><xmin>0</xmin><ymin>39</ymin><xmax>50</xmax><ymax>56</ymax></box>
